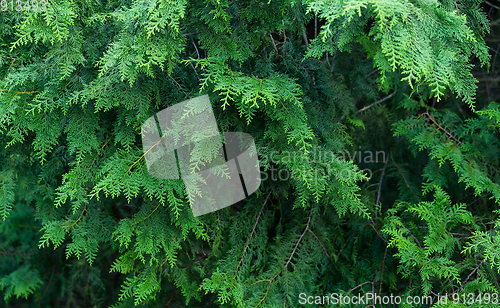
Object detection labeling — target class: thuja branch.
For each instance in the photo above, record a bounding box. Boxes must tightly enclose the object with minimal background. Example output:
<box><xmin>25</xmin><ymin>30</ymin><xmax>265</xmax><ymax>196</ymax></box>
<box><xmin>307</xmin><ymin>229</ymin><xmax>332</xmax><ymax>262</ymax></box>
<box><xmin>376</xmin><ymin>153</ymin><xmax>390</xmax><ymax>218</ymax></box>
<box><xmin>281</xmin><ymin>208</ymin><xmax>313</xmax><ymax>271</ymax></box>
<box><xmin>458</xmin><ymin>258</ymin><xmax>486</xmax><ymax>292</ymax></box>
<box><xmin>0</xmin><ymin>89</ymin><xmax>38</xmax><ymax>94</ymax></box>
<box><xmin>88</xmin><ymin>138</ymin><xmax>163</xmax><ymax>200</ymax></box>
<box><xmin>256</xmin><ymin>207</ymin><xmax>313</xmax><ymax>307</ymax></box>
<box><xmin>134</xmin><ymin>203</ymin><xmax>161</xmax><ymax>225</ymax></box>
<box><xmin>62</xmin><ymin>205</ymin><xmax>87</xmax><ymax>229</ymax></box>
<box><xmin>420</xmin><ymin>109</ymin><xmax>462</xmax><ymax>145</ymax></box>
<box><xmin>390</xmin><ymin>153</ymin><xmax>419</xmax><ymax>199</ymax></box>
<box><xmin>356</xmin><ymin>92</ymin><xmax>396</xmax><ymax>114</ymax></box>
<box><xmin>233</xmin><ymin>190</ymin><xmax>273</xmax><ymax>279</ymax></box>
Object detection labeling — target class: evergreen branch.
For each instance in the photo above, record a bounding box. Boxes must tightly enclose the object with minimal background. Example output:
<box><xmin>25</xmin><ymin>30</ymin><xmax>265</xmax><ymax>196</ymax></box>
<box><xmin>134</xmin><ymin>203</ymin><xmax>161</xmax><ymax>225</ymax></box>
<box><xmin>368</xmin><ymin>222</ymin><xmax>389</xmax><ymax>243</ymax></box>
<box><xmin>282</xmin><ymin>208</ymin><xmax>312</xmax><ymax>269</ymax></box>
<box><xmin>375</xmin><ymin>153</ymin><xmax>390</xmax><ymax>218</ymax></box>
<box><xmin>458</xmin><ymin>258</ymin><xmax>485</xmax><ymax>292</ymax></box>
<box><xmin>467</xmin><ymin>193</ymin><xmax>491</xmax><ymax>207</ymax></box>
<box><xmin>85</xmin><ymin>135</ymin><xmax>113</xmax><ymax>179</ymax></box>
<box><xmin>1</xmin><ymin>55</ymin><xmax>18</xmax><ymax>60</ymax></box>
<box><xmin>257</xmin><ymin>207</ymin><xmax>313</xmax><ymax>307</ymax></box>
<box><xmin>390</xmin><ymin>155</ymin><xmax>419</xmax><ymax>199</ymax></box>
<box><xmin>0</xmin><ymin>0</ymin><xmax>496</xmax><ymax>305</ymax></box>
<box><xmin>160</xmin><ymin>257</ymin><xmax>169</xmax><ymax>267</ymax></box>
<box><xmin>349</xmin><ymin>281</ymin><xmax>372</xmax><ymax>293</ymax></box>
<box><xmin>484</xmin><ymin>1</ymin><xmax>500</xmax><ymax>10</ymax></box>
<box><xmin>234</xmin><ymin>190</ymin><xmax>272</xmax><ymax>279</ymax></box>
<box><xmin>269</xmin><ymin>34</ymin><xmax>279</xmax><ymax>54</ymax></box>
<box><xmin>89</xmin><ymin>138</ymin><xmax>162</xmax><ymax>200</ymax></box>
<box><xmin>379</xmin><ymin>245</ymin><xmax>388</xmax><ymax>294</ymax></box>
<box><xmin>0</xmin><ymin>89</ymin><xmax>39</xmax><ymax>95</ymax></box>
<box><xmin>18</xmin><ymin>225</ymin><xmax>41</xmax><ymax>229</ymax></box>
<box><xmin>420</xmin><ymin>109</ymin><xmax>462</xmax><ymax>145</ymax></box>
<box><xmin>37</xmin><ymin>264</ymin><xmax>55</xmax><ymax>307</ymax></box>
<box><xmin>356</xmin><ymin>92</ymin><xmax>396</xmax><ymax>114</ymax></box>
<box><xmin>307</xmin><ymin>229</ymin><xmax>332</xmax><ymax>262</ymax></box>
<box><xmin>62</xmin><ymin>205</ymin><xmax>87</xmax><ymax>229</ymax></box>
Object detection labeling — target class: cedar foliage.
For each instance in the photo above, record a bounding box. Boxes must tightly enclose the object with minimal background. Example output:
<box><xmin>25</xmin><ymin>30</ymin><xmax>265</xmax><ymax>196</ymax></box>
<box><xmin>1</xmin><ymin>0</ymin><xmax>500</xmax><ymax>307</ymax></box>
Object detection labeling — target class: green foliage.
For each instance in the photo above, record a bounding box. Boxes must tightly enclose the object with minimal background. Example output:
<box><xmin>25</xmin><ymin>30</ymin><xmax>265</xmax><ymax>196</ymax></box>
<box><xmin>305</xmin><ymin>0</ymin><xmax>490</xmax><ymax>110</ymax></box>
<box><xmin>0</xmin><ymin>266</ymin><xmax>43</xmax><ymax>301</ymax></box>
<box><xmin>1</xmin><ymin>0</ymin><xmax>500</xmax><ymax>307</ymax></box>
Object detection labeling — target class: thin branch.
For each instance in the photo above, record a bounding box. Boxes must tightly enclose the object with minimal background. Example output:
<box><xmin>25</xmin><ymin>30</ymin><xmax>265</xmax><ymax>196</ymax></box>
<box><xmin>491</xmin><ymin>44</ymin><xmax>500</xmax><ymax>73</ymax></box>
<box><xmin>192</xmin><ymin>40</ymin><xmax>201</xmax><ymax>59</ymax></box>
<box><xmin>38</xmin><ymin>263</ymin><xmax>56</xmax><ymax>307</ymax></box>
<box><xmin>485</xmin><ymin>0</ymin><xmax>500</xmax><ymax>9</ymax></box>
<box><xmin>366</xmin><ymin>69</ymin><xmax>378</xmax><ymax>78</ymax></box>
<box><xmin>325</xmin><ymin>52</ymin><xmax>332</xmax><ymax>71</ymax></box>
<box><xmin>2</xmin><ymin>55</ymin><xmax>18</xmax><ymax>60</ymax></box>
<box><xmin>0</xmin><ymin>251</ymin><xmax>35</xmax><ymax>257</ymax></box>
<box><xmin>168</xmin><ymin>74</ymin><xmax>182</xmax><ymax>90</ymax></box>
<box><xmin>62</xmin><ymin>205</ymin><xmax>87</xmax><ymax>229</ymax></box>
<box><xmin>256</xmin><ymin>207</ymin><xmax>313</xmax><ymax>307</ymax></box>
<box><xmin>190</xmin><ymin>62</ymin><xmax>200</xmax><ymax>81</ymax></box>
<box><xmin>191</xmin><ymin>39</ymin><xmax>206</xmax><ymax>76</ymax></box>
<box><xmin>336</xmin><ymin>237</ymin><xmax>349</xmax><ymax>258</ymax></box>
<box><xmin>375</xmin><ymin>153</ymin><xmax>390</xmax><ymax>218</ymax></box>
<box><xmin>456</xmin><ymin>192</ymin><xmax>474</xmax><ymax>204</ymax></box>
<box><xmin>467</xmin><ymin>193</ymin><xmax>491</xmax><ymax>207</ymax></box>
<box><xmin>349</xmin><ymin>281</ymin><xmax>372</xmax><ymax>293</ymax></box>
<box><xmin>302</xmin><ymin>28</ymin><xmax>308</xmax><ymax>46</ymax></box>
<box><xmin>0</xmin><ymin>89</ymin><xmax>38</xmax><ymax>95</ymax></box>
<box><xmin>283</xmin><ymin>209</ymin><xmax>312</xmax><ymax>269</ymax></box>
<box><xmin>409</xmin><ymin>231</ymin><xmax>423</xmax><ymax>249</ymax></box>
<box><xmin>182</xmin><ymin>31</ymin><xmax>200</xmax><ymax>36</ymax></box>
<box><xmin>378</xmin><ymin>245</ymin><xmax>388</xmax><ymax>294</ymax></box>
<box><xmin>296</xmin><ymin>16</ymin><xmax>308</xmax><ymax>47</ymax></box>
<box><xmin>420</xmin><ymin>109</ymin><xmax>462</xmax><ymax>145</ymax></box>
<box><xmin>371</xmin><ymin>270</ymin><xmax>378</xmax><ymax>308</ymax></box>
<box><xmin>134</xmin><ymin>203</ymin><xmax>161</xmax><ymax>225</ymax></box>
<box><xmin>390</xmin><ymin>157</ymin><xmax>418</xmax><ymax>198</ymax></box>
<box><xmin>368</xmin><ymin>221</ymin><xmax>389</xmax><ymax>243</ymax></box>
<box><xmin>314</xmin><ymin>15</ymin><xmax>318</xmax><ymax>39</ymax></box>
<box><xmin>448</xmin><ymin>276</ymin><xmax>456</xmax><ymax>294</ymax></box>
<box><xmin>356</xmin><ymin>92</ymin><xmax>396</xmax><ymax>113</ymax></box>
<box><xmin>269</xmin><ymin>34</ymin><xmax>279</xmax><ymax>54</ymax></box>
<box><xmin>234</xmin><ymin>190</ymin><xmax>272</xmax><ymax>279</ymax></box>
<box><xmin>161</xmin><ymin>257</ymin><xmax>169</xmax><ymax>267</ymax></box>
<box><xmin>308</xmin><ymin>229</ymin><xmax>332</xmax><ymax>262</ymax></box>
<box><xmin>459</xmin><ymin>258</ymin><xmax>485</xmax><ymax>291</ymax></box>
<box><xmin>396</xmin><ymin>224</ymin><xmax>422</xmax><ymax>248</ymax></box>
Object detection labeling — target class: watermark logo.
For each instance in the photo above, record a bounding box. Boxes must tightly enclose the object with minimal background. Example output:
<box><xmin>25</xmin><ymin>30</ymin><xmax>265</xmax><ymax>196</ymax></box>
<box><xmin>141</xmin><ymin>95</ymin><xmax>261</xmax><ymax>217</ymax></box>
<box><xmin>257</xmin><ymin>147</ymin><xmax>387</xmax><ymax>183</ymax></box>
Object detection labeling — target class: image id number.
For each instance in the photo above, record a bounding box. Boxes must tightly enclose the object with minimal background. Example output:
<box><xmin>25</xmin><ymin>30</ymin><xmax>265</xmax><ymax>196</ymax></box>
<box><xmin>1</xmin><ymin>0</ymin><xmax>47</xmax><ymax>11</ymax></box>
